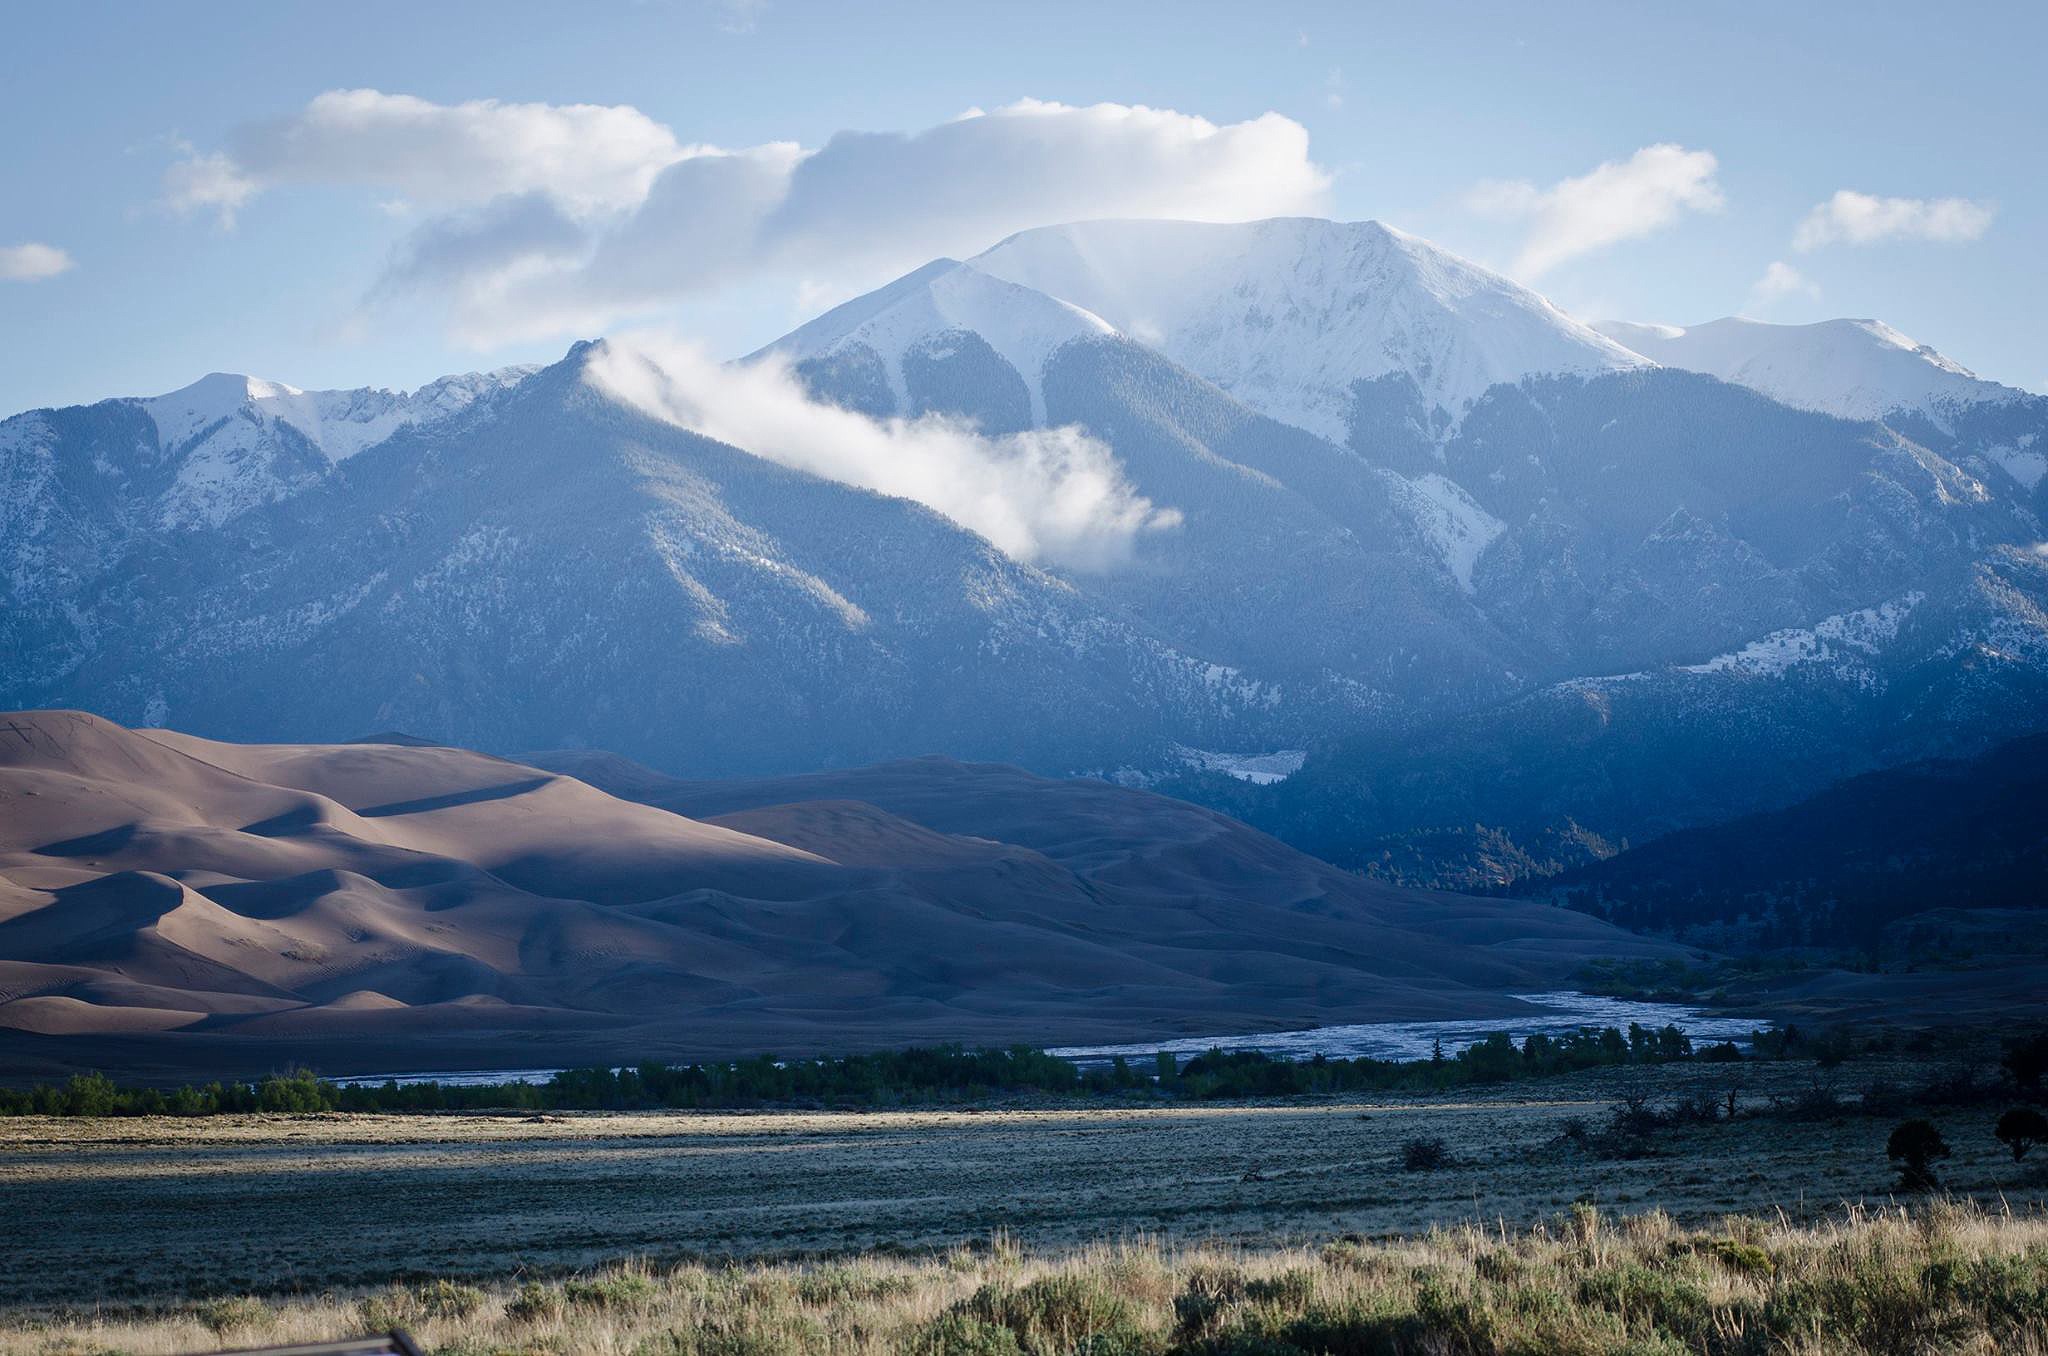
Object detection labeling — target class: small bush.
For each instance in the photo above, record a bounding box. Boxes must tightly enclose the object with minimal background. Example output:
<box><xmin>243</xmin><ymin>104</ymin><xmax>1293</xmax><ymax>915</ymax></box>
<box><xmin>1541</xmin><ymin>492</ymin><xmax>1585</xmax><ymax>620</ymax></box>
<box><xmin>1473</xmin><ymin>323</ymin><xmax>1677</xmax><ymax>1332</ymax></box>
<box><xmin>1472</xmin><ymin>1249</ymin><xmax>1525</xmax><ymax>1284</ymax></box>
<box><xmin>1317</xmin><ymin>1240</ymin><xmax>1370</xmax><ymax>1272</ymax></box>
<box><xmin>1608</xmin><ymin>1092</ymin><xmax>1665</xmax><ymax>1138</ymax></box>
<box><xmin>1400</xmin><ymin>1137</ymin><xmax>1450</xmax><ymax>1171</ymax></box>
<box><xmin>1242</xmin><ymin>1269</ymin><xmax>1315</xmax><ymax>1308</ymax></box>
<box><xmin>505</xmin><ymin>1282</ymin><xmax>564</xmax><ymax>1323</ymax></box>
<box><xmin>564</xmin><ymin>1270</ymin><xmax>658</xmax><ymax>1310</ymax></box>
<box><xmin>914</xmin><ymin>1312</ymin><xmax>1025</xmax><ymax>1356</ymax></box>
<box><xmin>956</xmin><ymin>1274</ymin><xmax>1145</xmax><ymax>1354</ymax></box>
<box><xmin>194</xmin><ymin>1296</ymin><xmax>266</xmax><ymax>1335</ymax></box>
<box><xmin>791</xmin><ymin>1264</ymin><xmax>911</xmax><ymax>1305</ymax></box>
<box><xmin>1702</xmin><ymin>1237</ymin><xmax>1775</xmax><ymax>1276</ymax></box>
<box><xmin>360</xmin><ymin>1279</ymin><xmax>486</xmax><ymax>1329</ymax></box>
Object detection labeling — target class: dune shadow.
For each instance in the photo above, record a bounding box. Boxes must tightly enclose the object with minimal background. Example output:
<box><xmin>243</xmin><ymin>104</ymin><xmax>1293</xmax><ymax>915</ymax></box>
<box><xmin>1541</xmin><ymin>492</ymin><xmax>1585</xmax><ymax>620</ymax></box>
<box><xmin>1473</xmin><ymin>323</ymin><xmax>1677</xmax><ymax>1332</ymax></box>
<box><xmin>34</xmin><ymin>823</ymin><xmax>139</xmax><ymax>857</ymax></box>
<box><xmin>241</xmin><ymin>804</ymin><xmax>326</xmax><ymax>837</ymax></box>
<box><xmin>198</xmin><ymin>869</ymin><xmax>348</xmax><ymax>921</ymax></box>
<box><xmin>356</xmin><ymin>776</ymin><xmax>554</xmax><ymax>819</ymax></box>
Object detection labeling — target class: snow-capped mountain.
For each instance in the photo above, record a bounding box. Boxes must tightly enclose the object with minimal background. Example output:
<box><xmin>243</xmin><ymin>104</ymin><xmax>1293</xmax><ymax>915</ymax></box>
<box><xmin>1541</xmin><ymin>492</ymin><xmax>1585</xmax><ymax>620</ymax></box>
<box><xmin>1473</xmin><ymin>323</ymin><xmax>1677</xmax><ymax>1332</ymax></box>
<box><xmin>762</xmin><ymin>259</ymin><xmax>1114</xmax><ymax>429</ymax></box>
<box><xmin>1593</xmin><ymin>316</ymin><xmax>2010</xmax><ymax>421</ymax></box>
<box><xmin>1596</xmin><ymin>316</ymin><xmax>2048</xmax><ymax>492</ymax></box>
<box><xmin>760</xmin><ymin>218</ymin><xmax>1645</xmax><ymax>446</ymax></box>
<box><xmin>143</xmin><ymin>367</ymin><xmax>538</xmax><ymax>464</ymax></box>
<box><xmin>0</xmin><ymin>342</ymin><xmax>1293</xmax><ymax>773</ymax></box>
<box><xmin>971</xmin><ymin>217</ymin><xmax>1647</xmax><ymax>443</ymax></box>
<box><xmin>0</xmin><ymin>365</ymin><xmax>539</xmax><ymax>533</ymax></box>
<box><xmin>7</xmin><ymin>216</ymin><xmax>2047</xmax><ymax>889</ymax></box>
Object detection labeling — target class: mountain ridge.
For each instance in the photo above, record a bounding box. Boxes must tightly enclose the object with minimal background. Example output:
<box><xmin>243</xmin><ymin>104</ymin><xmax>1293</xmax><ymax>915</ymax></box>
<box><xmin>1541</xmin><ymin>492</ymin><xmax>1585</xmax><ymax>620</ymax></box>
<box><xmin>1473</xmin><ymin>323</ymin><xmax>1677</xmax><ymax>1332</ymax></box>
<box><xmin>5</xmin><ymin>215</ymin><xmax>2045</xmax><ymax>891</ymax></box>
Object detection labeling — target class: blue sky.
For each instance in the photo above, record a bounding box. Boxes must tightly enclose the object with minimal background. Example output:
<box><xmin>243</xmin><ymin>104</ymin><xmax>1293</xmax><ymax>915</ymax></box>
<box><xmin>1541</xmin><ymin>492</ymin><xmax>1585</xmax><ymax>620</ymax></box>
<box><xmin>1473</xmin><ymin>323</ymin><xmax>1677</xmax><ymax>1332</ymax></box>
<box><xmin>2</xmin><ymin>0</ymin><xmax>2042</xmax><ymax>413</ymax></box>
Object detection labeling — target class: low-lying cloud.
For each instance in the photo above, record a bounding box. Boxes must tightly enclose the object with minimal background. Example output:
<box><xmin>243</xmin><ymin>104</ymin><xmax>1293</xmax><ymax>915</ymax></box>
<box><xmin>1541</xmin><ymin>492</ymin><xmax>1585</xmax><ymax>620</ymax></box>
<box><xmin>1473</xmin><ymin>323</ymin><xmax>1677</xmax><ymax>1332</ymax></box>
<box><xmin>1793</xmin><ymin>190</ymin><xmax>1994</xmax><ymax>250</ymax></box>
<box><xmin>163</xmin><ymin>92</ymin><xmax>1329</xmax><ymax>344</ymax></box>
<box><xmin>1467</xmin><ymin>143</ymin><xmax>1722</xmax><ymax>278</ymax></box>
<box><xmin>585</xmin><ymin>335</ymin><xmax>1180</xmax><ymax>570</ymax></box>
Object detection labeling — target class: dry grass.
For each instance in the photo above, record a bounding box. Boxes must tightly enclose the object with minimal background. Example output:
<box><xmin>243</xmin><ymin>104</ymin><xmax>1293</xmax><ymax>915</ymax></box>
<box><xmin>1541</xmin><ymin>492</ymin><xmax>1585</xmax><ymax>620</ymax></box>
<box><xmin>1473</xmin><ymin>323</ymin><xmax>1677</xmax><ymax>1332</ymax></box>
<box><xmin>6</xmin><ymin>1055</ymin><xmax>2044</xmax><ymax>1353</ymax></box>
<box><xmin>4</xmin><ymin>1057</ymin><xmax>2040</xmax><ymax>1309</ymax></box>
<box><xmin>5</xmin><ymin>1201</ymin><xmax>2046</xmax><ymax>1355</ymax></box>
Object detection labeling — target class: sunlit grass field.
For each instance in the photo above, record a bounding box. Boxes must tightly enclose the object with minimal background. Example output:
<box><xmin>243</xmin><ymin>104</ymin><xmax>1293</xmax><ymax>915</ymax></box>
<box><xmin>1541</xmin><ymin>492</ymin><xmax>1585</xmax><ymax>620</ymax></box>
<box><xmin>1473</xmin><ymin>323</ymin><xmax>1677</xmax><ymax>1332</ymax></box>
<box><xmin>9</xmin><ymin>1201</ymin><xmax>2047</xmax><ymax>1355</ymax></box>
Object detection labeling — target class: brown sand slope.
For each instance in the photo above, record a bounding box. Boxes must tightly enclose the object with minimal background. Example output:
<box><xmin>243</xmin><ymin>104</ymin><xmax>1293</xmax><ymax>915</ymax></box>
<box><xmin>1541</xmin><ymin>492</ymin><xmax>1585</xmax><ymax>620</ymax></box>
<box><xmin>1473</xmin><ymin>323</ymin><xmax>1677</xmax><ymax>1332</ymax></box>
<box><xmin>0</xmin><ymin>712</ymin><xmax>1677</xmax><ymax>1077</ymax></box>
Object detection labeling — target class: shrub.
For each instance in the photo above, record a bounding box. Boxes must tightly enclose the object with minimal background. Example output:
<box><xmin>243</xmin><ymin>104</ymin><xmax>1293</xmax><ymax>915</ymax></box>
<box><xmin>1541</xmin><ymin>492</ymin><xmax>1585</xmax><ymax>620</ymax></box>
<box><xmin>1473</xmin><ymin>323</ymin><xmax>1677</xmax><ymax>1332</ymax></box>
<box><xmin>791</xmin><ymin>1264</ymin><xmax>911</xmax><ymax>1305</ymax></box>
<box><xmin>915</xmin><ymin>1312</ymin><xmax>1025</xmax><ymax>1356</ymax></box>
<box><xmin>361</xmin><ymin>1279</ymin><xmax>487</xmax><ymax>1329</ymax></box>
<box><xmin>1608</xmin><ymin>1092</ymin><xmax>1663</xmax><ymax>1138</ymax></box>
<box><xmin>1242</xmin><ymin>1269</ymin><xmax>1315</xmax><ymax>1308</ymax></box>
<box><xmin>1317</xmin><ymin>1241</ymin><xmax>1370</xmax><ymax>1272</ymax></box>
<box><xmin>563</xmin><ymin>1270</ymin><xmax>658</xmax><ymax>1310</ymax></box>
<box><xmin>1702</xmin><ymin>1237</ymin><xmax>1774</xmax><ymax>1276</ymax></box>
<box><xmin>194</xmin><ymin>1296</ymin><xmax>266</xmax><ymax>1335</ymax></box>
<box><xmin>505</xmin><ymin>1283</ymin><xmax>564</xmax><ymax>1323</ymax></box>
<box><xmin>1886</xmin><ymin>1119</ymin><xmax>1951</xmax><ymax>1190</ymax></box>
<box><xmin>956</xmin><ymin>1274</ymin><xmax>1144</xmax><ymax>1354</ymax></box>
<box><xmin>1995</xmin><ymin>1106</ymin><xmax>2048</xmax><ymax>1161</ymax></box>
<box><xmin>1778</xmin><ymin>1075</ymin><xmax>1846</xmax><ymax>1121</ymax></box>
<box><xmin>2002</xmin><ymin>1034</ymin><xmax>2048</xmax><ymax>1094</ymax></box>
<box><xmin>1400</xmin><ymin>1137</ymin><xmax>1450</xmax><ymax>1171</ymax></box>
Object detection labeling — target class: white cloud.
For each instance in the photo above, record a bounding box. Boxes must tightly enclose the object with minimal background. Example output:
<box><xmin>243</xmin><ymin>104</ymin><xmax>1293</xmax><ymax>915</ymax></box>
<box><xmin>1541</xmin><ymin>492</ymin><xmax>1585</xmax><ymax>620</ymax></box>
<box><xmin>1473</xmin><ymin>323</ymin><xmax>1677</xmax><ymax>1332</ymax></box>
<box><xmin>1467</xmin><ymin>143</ymin><xmax>1723</xmax><ymax>278</ymax></box>
<box><xmin>163</xmin><ymin>90</ymin><xmax>691</xmax><ymax>225</ymax></box>
<box><xmin>1746</xmin><ymin>260</ymin><xmax>1819</xmax><ymax>309</ymax></box>
<box><xmin>586</xmin><ymin>334</ymin><xmax>1180</xmax><ymax>570</ymax></box>
<box><xmin>160</xmin><ymin>146</ymin><xmax>260</xmax><ymax>225</ymax></box>
<box><xmin>0</xmin><ymin>242</ymin><xmax>74</xmax><ymax>282</ymax></box>
<box><xmin>1793</xmin><ymin>190</ymin><xmax>1993</xmax><ymax>250</ymax></box>
<box><xmin>165</xmin><ymin>92</ymin><xmax>1329</xmax><ymax>340</ymax></box>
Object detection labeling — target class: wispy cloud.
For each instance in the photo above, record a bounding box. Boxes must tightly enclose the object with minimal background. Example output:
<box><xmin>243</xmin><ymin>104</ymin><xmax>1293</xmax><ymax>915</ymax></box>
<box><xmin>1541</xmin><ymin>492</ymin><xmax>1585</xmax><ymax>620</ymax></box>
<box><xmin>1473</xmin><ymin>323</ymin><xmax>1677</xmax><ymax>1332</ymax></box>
<box><xmin>587</xmin><ymin>335</ymin><xmax>1180</xmax><ymax>570</ymax></box>
<box><xmin>1746</xmin><ymin>259</ymin><xmax>1819</xmax><ymax>309</ymax></box>
<box><xmin>0</xmin><ymin>242</ymin><xmax>75</xmax><ymax>282</ymax></box>
<box><xmin>1793</xmin><ymin>190</ymin><xmax>1993</xmax><ymax>250</ymax></box>
<box><xmin>1466</xmin><ymin>143</ymin><xmax>1722</xmax><ymax>278</ymax></box>
<box><xmin>164</xmin><ymin>92</ymin><xmax>1330</xmax><ymax>344</ymax></box>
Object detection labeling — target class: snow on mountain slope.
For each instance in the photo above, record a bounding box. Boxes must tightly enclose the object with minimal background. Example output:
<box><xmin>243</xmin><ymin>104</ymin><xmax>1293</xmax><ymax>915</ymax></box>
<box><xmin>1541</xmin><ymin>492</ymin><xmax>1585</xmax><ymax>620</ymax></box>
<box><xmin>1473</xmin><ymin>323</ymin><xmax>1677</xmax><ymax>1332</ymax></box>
<box><xmin>1593</xmin><ymin>316</ymin><xmax>2016</xmax><ymax>422</ymax></box>
<box><xmin>756</xmin><ymin>259</ymin><xmax>1115</xmax><ymax>425</ymax></box>
<box><xmin>143</xmin><ymin>367</ymin><xmax>537</xmax><ymax>461</ymax></box>
<box><xmin>130</xmin><ymin>366</ymin><xmax>537</xmax><ymax>528</ymax></box>
<box><xmin>1383</xmin><ymin>472</ymin><xmax>1504</xmax><ymax>593</ymax></box>
<box><xmin>1682</xmin><ymin>592</ymin><xmax>1925</xmax><ymax>684</ymax></box>
<box><xmin>968</xmin><ymin>218</ymin><xmax>1647</xmax><ymax>442</ymax></box>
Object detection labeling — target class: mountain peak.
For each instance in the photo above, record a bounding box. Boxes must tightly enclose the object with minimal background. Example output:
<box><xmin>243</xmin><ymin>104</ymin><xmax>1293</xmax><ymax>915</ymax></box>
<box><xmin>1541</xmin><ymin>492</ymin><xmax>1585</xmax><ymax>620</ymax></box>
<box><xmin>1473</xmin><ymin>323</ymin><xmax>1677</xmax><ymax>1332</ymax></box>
<box><xmin>754</xmin><ymin>257</ymin><xmax>1118</xmax><ymax>426</ymax></box>
<box><xmin>965</xmin><ymin>217</ymin><xmax>1645</xmax><ymax>441</ymax></box>
<box><xmin>1594</xmin><ymin>315</ymin><xmax>2013</xmax><ymax>420</ymax></box>
<box><xmin>132</xmin><ymin>363</ymin><xmax>538</xmax><ymax>466</ymax></box>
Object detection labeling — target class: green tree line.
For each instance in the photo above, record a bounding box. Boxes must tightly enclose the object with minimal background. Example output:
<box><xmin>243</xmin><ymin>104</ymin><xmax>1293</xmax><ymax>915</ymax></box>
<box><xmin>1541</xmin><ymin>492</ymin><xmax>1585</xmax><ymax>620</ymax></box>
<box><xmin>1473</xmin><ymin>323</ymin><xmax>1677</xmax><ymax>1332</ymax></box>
<box><xmin>0</xmin><ymin>1022</ymin><xmax>1737</xmax><ymax>1117</ymax></box>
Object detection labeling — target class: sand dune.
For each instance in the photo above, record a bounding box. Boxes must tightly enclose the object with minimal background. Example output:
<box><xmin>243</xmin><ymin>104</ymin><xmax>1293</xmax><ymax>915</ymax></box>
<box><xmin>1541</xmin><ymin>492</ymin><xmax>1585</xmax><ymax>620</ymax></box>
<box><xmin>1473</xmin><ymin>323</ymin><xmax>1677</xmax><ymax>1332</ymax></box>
<box><xmin>0</xmin><ymin>712</ymin><xmax>1679</xmax><ymax>1077</ymax></box>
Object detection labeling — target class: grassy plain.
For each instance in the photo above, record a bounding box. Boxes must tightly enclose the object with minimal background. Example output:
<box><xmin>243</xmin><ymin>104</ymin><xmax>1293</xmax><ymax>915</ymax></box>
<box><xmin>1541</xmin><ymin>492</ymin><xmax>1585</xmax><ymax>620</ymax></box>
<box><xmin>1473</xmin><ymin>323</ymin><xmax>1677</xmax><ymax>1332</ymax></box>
<box><xmin>4</xmin><ymin>1056</ymin><xmax>2044</xmax><ymax>1353</ymax></box>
